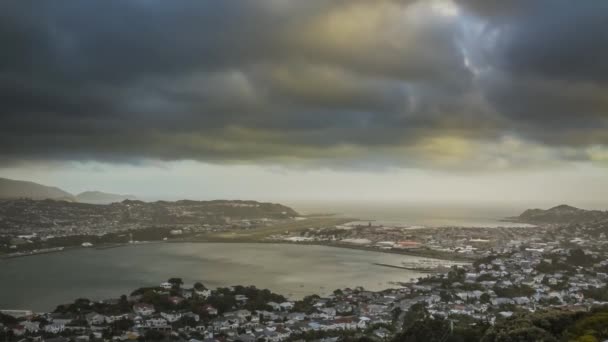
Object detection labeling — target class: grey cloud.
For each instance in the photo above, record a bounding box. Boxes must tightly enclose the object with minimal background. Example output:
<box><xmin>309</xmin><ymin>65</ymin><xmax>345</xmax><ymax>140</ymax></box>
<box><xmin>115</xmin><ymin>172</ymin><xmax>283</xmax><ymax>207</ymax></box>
<box><xmin>459</xmin><ymin>0</ymin><xmax>608</xmax><ymax>151</ymax></box>
<box><xmin>0</xmin><ymin>0</ymin><xmax>607</xmax><ymax>169</ymax></box>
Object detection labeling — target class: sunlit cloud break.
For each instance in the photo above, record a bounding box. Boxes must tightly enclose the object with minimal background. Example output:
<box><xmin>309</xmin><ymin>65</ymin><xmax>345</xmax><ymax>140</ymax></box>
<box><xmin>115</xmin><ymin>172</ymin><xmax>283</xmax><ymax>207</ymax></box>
<box><xmin>0</xmin><ymin>0</ymin><xmax>606</xmax><ymax>172</ymax></box>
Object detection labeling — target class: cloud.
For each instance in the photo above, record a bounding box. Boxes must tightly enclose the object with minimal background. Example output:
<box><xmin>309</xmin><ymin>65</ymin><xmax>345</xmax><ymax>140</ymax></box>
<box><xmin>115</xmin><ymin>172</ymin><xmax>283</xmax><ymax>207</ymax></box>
<box><xmin>0</xmin><ymin>0</ymin><xmax>607</xmax><ymax>170</ymax></box>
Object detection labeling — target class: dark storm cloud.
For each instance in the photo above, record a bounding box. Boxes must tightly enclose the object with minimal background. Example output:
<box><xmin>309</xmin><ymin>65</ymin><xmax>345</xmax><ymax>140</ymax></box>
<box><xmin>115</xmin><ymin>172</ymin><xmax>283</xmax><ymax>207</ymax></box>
<box><xmin>458</xmin><ymin>0</ymin><xmax>608</xmax><ymax>152</ymax></box>
<box><xmin>1</xmin><ymin>0</ymin><xmax>607</xmax><ymax>168</ymax></box>
<box><xmin>462</xmin><ymin>0</ymin><xmax>608</xmax><ymax>83</ymax></box>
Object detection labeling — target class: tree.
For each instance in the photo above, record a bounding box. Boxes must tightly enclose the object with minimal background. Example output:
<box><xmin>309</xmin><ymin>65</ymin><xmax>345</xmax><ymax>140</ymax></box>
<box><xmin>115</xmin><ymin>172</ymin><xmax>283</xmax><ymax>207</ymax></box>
<box><xmin>567</xmin><ymin>249</ymin><xmax>594</xmax><ymax>266</ymax></box>
<box><xmin>118</xmin><ymin>294</ymin><xmax>131</xmax><ymax>313</ymax></box>
<box><xmin>445</xmin><ymin>267</ymin><xmax>466</xmax><ymax>285</ymax></box>
<box><xmin>144</xmin><ymin>329</ymin><xmax>165</xmax><ymax>341</ymax></box>
<box><xmin>480</xmin><ymin>293</ymin><xmax>491</xmax><ymax>304</ymax></box>
<box><xmin>393</xmin><ymin>317</ymin><xmax>450</xmax><ymax>342</ymax></box>
<box><xmin>488</xmin><ymin>326</ymin><xmax>557</xmax><ymax>342</ymax></box>
<box><xmin>576</xmin><ymin>335</ymin><xmax>598</xmax><ymax>342</ymax></box>
<box><xmin>112</xmin><ymin>319</ymin><xmax>134</xmax><ymax>332</ymax></box>
<box><xmin>293</xmin><ymin>294</ymin><xmax>320</xmax><ymax>314</ymax></box>
<box><xmin>193</xmin><ymin>282</ymin><xmax>207</xmax><ymax>291</ymax></box>
<box><xmin>566</xmin><ymin>311</ymin><xmax>608</xmax><ymax>340</ymax></box>
<box><xmin>168</xmin><ymin>277</ymin><xmax>183</xmax><ymax>289</ymax></box>
<box><xmin>402</xmin><ymin>303</ymin><xmax>429</xmax><ymax>331</ymax></box>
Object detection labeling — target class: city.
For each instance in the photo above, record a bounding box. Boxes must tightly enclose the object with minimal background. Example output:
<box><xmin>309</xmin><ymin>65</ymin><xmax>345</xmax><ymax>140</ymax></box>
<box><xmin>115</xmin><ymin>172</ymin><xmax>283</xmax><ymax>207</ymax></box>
<box><xmin>2</xmin><ymin>201</ymin><xmax>608</xmax><ymax>341</ymax></box>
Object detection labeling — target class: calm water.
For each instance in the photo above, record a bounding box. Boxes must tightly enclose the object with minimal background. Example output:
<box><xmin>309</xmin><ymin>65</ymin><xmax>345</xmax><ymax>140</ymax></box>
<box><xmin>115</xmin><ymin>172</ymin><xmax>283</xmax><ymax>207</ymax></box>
<box><xmin>0</xmin><ymin>243</ymin><xmax>452</xmax><ymax>312</ymax></box>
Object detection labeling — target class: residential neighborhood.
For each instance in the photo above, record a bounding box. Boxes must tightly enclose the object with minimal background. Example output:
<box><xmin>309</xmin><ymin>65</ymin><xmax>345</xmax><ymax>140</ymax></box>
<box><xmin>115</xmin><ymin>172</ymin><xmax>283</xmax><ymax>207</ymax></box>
<box><xmin>3</xmin><ymin>240</ymin><xmax>608</xmax><ymax>342</ymax></box>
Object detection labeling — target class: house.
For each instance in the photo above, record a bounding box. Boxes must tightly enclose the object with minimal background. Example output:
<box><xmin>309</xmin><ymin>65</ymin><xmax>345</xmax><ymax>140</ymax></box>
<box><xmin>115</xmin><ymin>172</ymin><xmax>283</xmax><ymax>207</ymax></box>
<box><xmin>161</xmin><ymin>312</ymin><xmax>182</xmax><ymax>323</ymax></box>
<box><xmin>160</xmin><ymin>282</ymin><xmax>173</xmax><ymax>290</ymax></box>
<box><xmin>235</xmin><ymin>334</ymin><xmax>256</xmax><ymax>342</ymax></box>
<box><xmin>133</xmin><ymin>303</ymin><xmax>155</xmax><ymax>316</ymax></box>
<box><xmin>491</xmin><ymin>298</ymin><xmax>514</xmax><ymax>306</ymax></box>
<box><xmin>85</xmin><ymin>312</ymin><xmax>107</xmax><ymax>326</ymax></box>
<box><xmin>286</xmin><ymin>312</ymin><xmax>306</xmax><ymax>321</ymax></box>
<box><xmin>12</xmin><ymin>325</ymin><xmax>26</xmax><ymax>336</ymax></box>
<box><xmin>108</xmin><ymin>313</ymin><xmax>131</xmax><ymax>323</ymax></box>
<box><xmin>45</xmin><ymin>337</ymin><xmax>69</xmax><ymax>342</ymax></box>
<box><xmin>319</xmin><ymin>307</ymin><xmax>336</xmax><ymax>317</ymax></box>
<box><xmin>374</xmin><ymin>327</ymin><xmax>391</xmax><ymax>339</ymax></box>
<box><xmin>195</xmin><ymin>289</ymin><xmax>212</xmax><ymax>298</ymax></box>
<box><xmin>50</xmin><ymin>316</ymin><xmax>73</xmax><ymax>326</ymax></box>
<box><xmin>146</xmin><ymin>318</ymin><xmax>169</xmax><ymax>329</ymax></box>
<box><xmin>168</xmin><ymin>296</ymin><xmax>184</xmax><ymax>305</ymax></box>
<box><xmin>22</xmin><ymin>321</ymin><xmax>40</xmax><ymax>333</ymax></box>
<box><xmin>224</xmin><ymin>309</ymin><xmax>251</xmax><ymax>321</ymax></box>
<box><xmin>44</xmin><ymin>323</ymin><xmax>66</xmax><ymax>334</ymax></box>
<box><xmin>335</xmin><ymin>303</ymin><xmax>353</xmax><ymax>314</ymax></box>
<box><xmin>257</xmin><ymin>310</ymin><xmax>279</xmax><ymax>320</ymax></box>
<box><xmin>279</xmin><ymin>302</ymin><xmax>294</xmax><ymax>311</ymax></box>
<box><xmin>235</xmin><ymin>294</ymin><xmax>248</xmax><ymax>303</ymax></box>
<box><xmin>361</xmin><ymin>304</ymin><xmax>388</xmax><ymax>315</ymax></box>
<box><xmin>267</xmin><ymin>302</ymin><xmax>281</xmax><ymax>311</ymax></box>
<box><xmin>202</xmin><ymin>305</ymin><xmax>218</xmax><ymax>316</ymax></box>
<box><xmin>183</xmin><ymin>312</ymin><xmax>200</xmax><ymax>322</ymax></box>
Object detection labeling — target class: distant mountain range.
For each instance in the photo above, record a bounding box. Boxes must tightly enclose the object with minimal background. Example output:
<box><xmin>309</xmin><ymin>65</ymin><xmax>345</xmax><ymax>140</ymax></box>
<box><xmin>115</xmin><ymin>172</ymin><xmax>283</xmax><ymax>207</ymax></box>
<box><xmin>0</xmin><ymin>198</ymin><xmax>299</xmax><ymax>234</ymax></box>
<box><xmin>511</xmin><ymin>204</ymin><xmax>608</xmax><ymax>224</ymax></box>
<box><xmin>75</xmin><ymin>191</ymin><xmax>137</xmax><ymax>204</ymax></box>
<box><xmin>0</xmin><ymin>177</ymin><xmax>136</xmax><ymax>204</ymax></box>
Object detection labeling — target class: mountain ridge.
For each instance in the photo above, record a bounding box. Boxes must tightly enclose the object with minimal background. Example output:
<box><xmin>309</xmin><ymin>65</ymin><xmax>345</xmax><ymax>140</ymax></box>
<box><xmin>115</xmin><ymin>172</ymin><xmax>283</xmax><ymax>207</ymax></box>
<box><xmin>0</xmin><ymin>177</ymin><xmax>136</xmax><ymax>204</ymax></box>
<box><xmin>0</xmin><ymin>177</ymin><xmax>75</xmax><ymax>201</ymax></box>
<box><xmin>75</xmin><ymin>191</ymin><xmax>137</xmax><ymax>204</ymax></box>
<box><xmin>513</xmin><ymin>204</ymin><xmax>608</xmax><ymax>224</ymax></box>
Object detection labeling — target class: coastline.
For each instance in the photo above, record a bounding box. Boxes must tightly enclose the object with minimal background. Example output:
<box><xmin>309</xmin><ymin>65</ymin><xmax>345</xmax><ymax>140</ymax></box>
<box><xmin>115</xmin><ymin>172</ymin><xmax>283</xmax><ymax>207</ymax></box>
<box><xmin>0</xmin><ymin>241</ymin><xmax>165</xmax><ymax>260</ymax></box>
<box><xmin>166</xmin><ymin>238</ymin><xmax>475</xmax><ymax>262</ymax></box>
<box><xmin>1</xmin><ymin>238</ymin><xmax>473</xmax><ymax>263</ymax></box>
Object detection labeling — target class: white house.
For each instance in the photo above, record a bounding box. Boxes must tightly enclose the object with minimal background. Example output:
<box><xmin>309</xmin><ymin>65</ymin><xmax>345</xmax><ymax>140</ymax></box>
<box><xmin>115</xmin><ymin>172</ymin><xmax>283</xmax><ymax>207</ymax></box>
<box><xmin>133</xmin><ymin>303</ymin><xmax>155</xmax><ymax>316</ymax></box>
<box><xmin>85</xmin><ymin>313</ymin><xmax>107</xmax><ymax>326</ymax></box>
<box><xmin>146</xmin><ymin>318</ymin><xmax>168</xmax><ymax>328</ymax></box>
<box><xmin>235</xmin><ymin>295</ymin><xmax>248</xmax><ymax>302</ymax></box>
<box><xmin>279</xmin><ymin>302</ymin><xmax>294</xmax><ymax>311</ymax></box>
<box><xmin>22</xmin><ymin>321</ymin><xmax>40</xmax><ymax>333</ymax></box>
<box><xmin>160</xmin><ymin>312</ymin><xmax>182</xmax><ymax>323</ymax></box>
<box><xmin>267</xmin><ymin>302</ymin><xmax>281</xmax><ymax>311</ymax></box>
<box><xmin>194</xmin><ymin>289</ymin><xmax>211</xmax><ymax>298</ymax></box>
<box><xmin>44</xmin><ymin>323</ymin><xmax>65</xmax><ymax>334</ymax></box>
<box><xmin>202</xmin><ymin>305</ymin><xmax>218</xmax><ymax>316</ymax></box>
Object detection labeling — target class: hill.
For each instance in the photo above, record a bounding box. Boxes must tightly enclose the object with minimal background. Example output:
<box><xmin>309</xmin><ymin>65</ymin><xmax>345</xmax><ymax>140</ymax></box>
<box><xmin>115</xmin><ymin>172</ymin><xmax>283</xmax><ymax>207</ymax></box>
<box><xmin>0</xmin><ymin>198</ymin><xmax>300</xmax><ymax>235</ymax></box>
<box><xmin>0</xmin><ymin>177</ymin><xmax>75</xmax><ymax>201</ymax></box>
<box><xmin>512</xmin><ymin>204</ymin><xmax>608</xmax><ymax>224</ymax></box>
<box><xmin>76</xmin><ymin>191</ymin><xmax>137</xmax><ymax>204</ymax></box>
<box><xmin>0</xmin><ymin>177</ymin><xmax>136</xmax><ymax>204</ymax></box>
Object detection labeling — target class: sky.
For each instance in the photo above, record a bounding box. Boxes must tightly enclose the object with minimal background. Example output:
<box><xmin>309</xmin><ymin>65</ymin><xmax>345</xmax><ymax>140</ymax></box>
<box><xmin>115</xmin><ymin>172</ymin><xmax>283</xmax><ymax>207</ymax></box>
<box><xmin>0</xmin><ymin>0</ymin><xmax>607</xmax><ymax>206</ymax></box>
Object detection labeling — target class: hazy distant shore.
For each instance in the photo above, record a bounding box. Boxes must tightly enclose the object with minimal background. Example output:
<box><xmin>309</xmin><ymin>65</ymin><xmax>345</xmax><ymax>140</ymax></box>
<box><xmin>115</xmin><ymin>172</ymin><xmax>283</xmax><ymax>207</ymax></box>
<box><xmin>168</xmin><ymin>239</ymin><xmax>475</xmax><ymax>262</ymax></box>
<box><xmin>2</xmin><ymin>238</ymin><xmax>473</xmax><ymax>263</ymax></box>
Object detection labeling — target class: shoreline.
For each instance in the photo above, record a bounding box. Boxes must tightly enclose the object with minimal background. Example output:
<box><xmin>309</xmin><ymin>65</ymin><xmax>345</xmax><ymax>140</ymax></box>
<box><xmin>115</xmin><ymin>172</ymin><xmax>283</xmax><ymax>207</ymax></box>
<box><xmin>0</xmin><ymin>241</ymin><xmax>165</xmax><ymax>260</ymax></box>
<box><xmin>167</xmin><ymin>238</ymin><xmax>475</xmax><ymax>262</ymax></box>
<box><xmin>1</xmin><ymin>238</ymin><xmax>473</xmax><ymax>262</ymax></box>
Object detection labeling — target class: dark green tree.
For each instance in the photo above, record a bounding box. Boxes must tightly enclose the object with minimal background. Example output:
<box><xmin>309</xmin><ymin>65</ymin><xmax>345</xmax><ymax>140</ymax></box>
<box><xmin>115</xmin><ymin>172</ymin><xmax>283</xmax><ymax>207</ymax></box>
<box><xmin>168</xmin><ymin>277</ymin><xmax>184</xmax><ymax>289</ymax></box>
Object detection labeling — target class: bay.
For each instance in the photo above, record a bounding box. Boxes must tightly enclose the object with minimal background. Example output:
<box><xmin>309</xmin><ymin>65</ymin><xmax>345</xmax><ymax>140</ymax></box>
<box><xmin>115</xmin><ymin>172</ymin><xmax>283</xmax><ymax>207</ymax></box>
<box><xmin>0</xmin><ymin>243</ymin><xmax>452</xmax><ymax>311</ymax></box>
